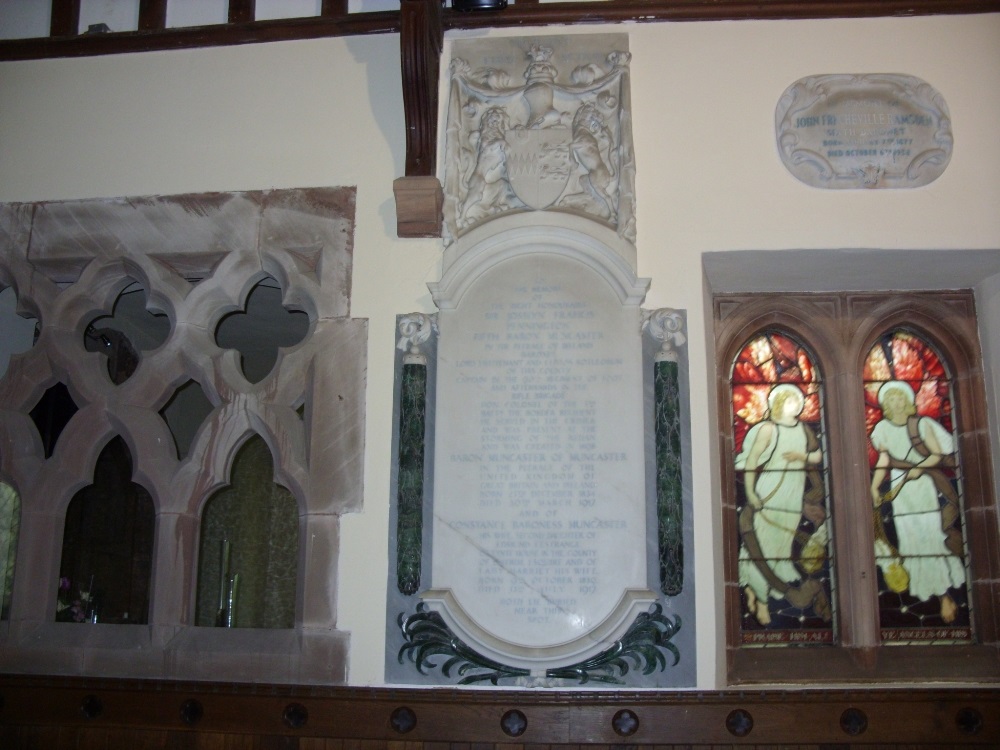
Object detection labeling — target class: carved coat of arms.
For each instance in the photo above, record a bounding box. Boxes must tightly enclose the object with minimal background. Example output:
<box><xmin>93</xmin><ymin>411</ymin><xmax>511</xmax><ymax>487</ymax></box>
<box><xmin>443</xmin><ymin>37</ymin><xmax>636</xmax><ymax>244</ymax></box>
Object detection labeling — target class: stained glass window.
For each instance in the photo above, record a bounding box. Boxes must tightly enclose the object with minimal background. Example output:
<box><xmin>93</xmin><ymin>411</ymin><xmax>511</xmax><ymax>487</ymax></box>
<box><xmin>731</xmin><ymin>331</ymin><xmax>834</xmax><ymax>645</ymax></box>
<box><xmin>864</xmin><ymin>329</ymin><xmax>972</xmax><ymax>644</ymax></box>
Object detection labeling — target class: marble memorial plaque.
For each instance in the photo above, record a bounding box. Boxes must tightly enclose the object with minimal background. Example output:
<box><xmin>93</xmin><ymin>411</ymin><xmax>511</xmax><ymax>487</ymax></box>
<box><xmin>776</xmin><ymin>74</ymin><xmax>952</xmax><ymax>189</ymax></box>
<box><xmin>424</xmin><ymin>226</ymin><xmax>656</xmax><ymax>671</ymax></box>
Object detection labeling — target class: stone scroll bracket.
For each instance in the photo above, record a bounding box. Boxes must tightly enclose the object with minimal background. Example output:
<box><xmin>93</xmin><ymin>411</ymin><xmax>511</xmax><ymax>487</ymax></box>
<box><xmin>394</xmin><ymin>0</ymin><xmax>444</xmax><ymax>238</ymax></box>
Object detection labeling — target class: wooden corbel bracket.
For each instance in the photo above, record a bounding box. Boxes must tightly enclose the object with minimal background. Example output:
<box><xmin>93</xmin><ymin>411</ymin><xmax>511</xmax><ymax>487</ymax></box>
<box><xmin>394</xmin><ymin>0</ymin><xmax>444</xmax><ymax>238</ymax></box>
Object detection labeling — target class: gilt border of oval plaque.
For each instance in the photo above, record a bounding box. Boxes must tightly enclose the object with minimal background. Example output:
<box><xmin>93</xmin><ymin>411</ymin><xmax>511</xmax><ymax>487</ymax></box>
<box><xmin>775</xmin><ymin>73</ymin><xmax>952</xmax><ymax>189</ymax></box>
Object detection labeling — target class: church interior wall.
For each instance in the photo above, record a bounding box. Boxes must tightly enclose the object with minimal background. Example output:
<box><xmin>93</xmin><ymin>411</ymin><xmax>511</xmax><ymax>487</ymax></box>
<box><xmin>0</xmin><ymin>12</ymin><xmax>997</xmax><ymax>690</ymax></box>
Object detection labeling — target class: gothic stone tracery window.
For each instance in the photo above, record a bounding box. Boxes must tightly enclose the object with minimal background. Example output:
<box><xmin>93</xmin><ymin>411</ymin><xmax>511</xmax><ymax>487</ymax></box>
<box><xmin>0</xmin><ymin>189</ymin><xmax>363</xmax><ymax>683</ymax></box>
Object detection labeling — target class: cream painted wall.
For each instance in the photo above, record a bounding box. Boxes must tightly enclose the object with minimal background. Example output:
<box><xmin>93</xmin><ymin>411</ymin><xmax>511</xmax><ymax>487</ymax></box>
<box><xmin>0</xmin><ymin>13</ymin><xmax>998</xmax><ymax>689</ymax></box>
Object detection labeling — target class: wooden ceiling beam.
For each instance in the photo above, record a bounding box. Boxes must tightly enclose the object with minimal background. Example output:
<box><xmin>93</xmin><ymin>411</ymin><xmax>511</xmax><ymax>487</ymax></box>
<box><xmin>446</xmin><ymin>0</ymin><xmax>1000</xmax><ymax>28</ymax></box>
<box><xmin>5</xmin><ymin>2</ymin><xmax>996</xmax><ymax>62</ymax></box>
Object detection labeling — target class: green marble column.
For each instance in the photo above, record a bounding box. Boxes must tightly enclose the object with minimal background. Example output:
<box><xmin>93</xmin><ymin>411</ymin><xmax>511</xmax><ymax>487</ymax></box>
<box><xmin>396</xmin><ymin>362</ymin><xmax>427</xmax><ymax>596</ymax></box>
<box><xmin>646</xmin><ymin>308</ymin><xmax>686</xmax><ymax>598</ymax></box>
<box><xmin>655</xmin><ymin>359</ymin><xmax>683</xmax><ymax>596</ymax></box>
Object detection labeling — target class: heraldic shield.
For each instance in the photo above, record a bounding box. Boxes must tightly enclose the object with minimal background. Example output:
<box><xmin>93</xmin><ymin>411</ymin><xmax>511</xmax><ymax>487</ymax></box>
<box><xmin>506</xmin><ymin>127</ymin><xmax>573</xmax><ymax>210</ymax></box>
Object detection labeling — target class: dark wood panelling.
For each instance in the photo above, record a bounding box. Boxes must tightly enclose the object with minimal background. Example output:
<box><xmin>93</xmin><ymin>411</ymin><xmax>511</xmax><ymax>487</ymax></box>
<box><xmin>0</xmin><ymin>676</ymin><xmax>998</xmax><ymax>748</ymax></box>
<box><xmin>0</xmin><ymin>13</ymin><xmax>401</xmax><ymax>62</ymax></box>
<box><xmin>4</xmin><ymin>1</ymin><xmax>1000</xmax><ymax>61</ymax></box>
<box><xmin>448</xmin><ymin>0</ymin><xmax>1000</xmax><ymax>30</ymax></box>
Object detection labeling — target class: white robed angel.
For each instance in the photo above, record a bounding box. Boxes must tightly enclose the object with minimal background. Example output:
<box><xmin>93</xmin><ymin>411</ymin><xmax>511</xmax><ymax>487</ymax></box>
<box><xmin>737</xmin><ymin>384</ymin><xmax>825</xmax><ymax>626</ymax></box>
<box><xmin>869</xmin><ymin>381</ymin><xmax>966</xmax><ymax>623</ymax></box>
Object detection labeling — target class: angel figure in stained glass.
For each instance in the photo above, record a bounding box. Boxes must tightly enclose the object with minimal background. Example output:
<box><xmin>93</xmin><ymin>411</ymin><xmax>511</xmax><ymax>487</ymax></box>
<box><xmin>869</xmin><ymin>381</ymin><xmax>966</xmax><ymax>623</ymax></box>
<box><xmin>737</xmin><ymin>384</ymin><xmax>829</xmax><ymax>626</ymax></box>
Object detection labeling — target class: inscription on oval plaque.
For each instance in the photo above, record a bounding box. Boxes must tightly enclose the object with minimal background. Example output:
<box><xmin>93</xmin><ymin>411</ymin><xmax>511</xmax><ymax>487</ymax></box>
<box><xmin>776</xmin><ymin>74</ymin><xmax>952</xmax><ymax>189</ymax></box>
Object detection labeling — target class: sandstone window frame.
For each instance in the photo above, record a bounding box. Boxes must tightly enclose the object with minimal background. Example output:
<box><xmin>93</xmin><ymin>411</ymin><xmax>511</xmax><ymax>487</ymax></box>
<box><xmin>715</xmin><ymin>291</ymin><xmax>1000</xmax><ymax>684</ymax></box>
<box><xmin>0</xmin><ymin>188</ymin><xmax>364</xmax><ymax>684</ymax></box>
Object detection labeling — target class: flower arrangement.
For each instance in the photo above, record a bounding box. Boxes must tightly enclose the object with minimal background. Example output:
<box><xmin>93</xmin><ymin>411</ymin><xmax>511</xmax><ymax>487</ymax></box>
<box><xmin>56</xmin><ymin>576</ymin><xmax>92</xmax><ymax>623</ymax></box>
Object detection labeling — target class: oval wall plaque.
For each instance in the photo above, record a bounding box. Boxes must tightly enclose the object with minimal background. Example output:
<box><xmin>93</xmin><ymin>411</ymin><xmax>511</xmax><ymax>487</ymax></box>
<box><xmin>775</xmin><ymin>74</ymin><xmax>952</xmax><ymax>189</ymax></box>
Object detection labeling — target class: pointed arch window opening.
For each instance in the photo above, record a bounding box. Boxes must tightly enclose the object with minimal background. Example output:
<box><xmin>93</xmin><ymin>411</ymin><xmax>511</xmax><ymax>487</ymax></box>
<box><xmin>0</xmin><ymin>482</ymin><xmax>19</xmax><ymax>621</ymax></box>
<box><xmin>195</xmin><ymin>435</ymin><xmax>299</xmax><ymax>629</ymax></box>
<box><xmin>56</xmin><ymin>437</ymin><xmax>155</xmax><ymax>624</ymax></box>
<box><xmin>730</xmin><ymin>330</ymin><xmax>837</xmax><ymax>646</ymax></box>
<box><xmin>864</xmin><ymin>328</ymin><xmax>973</xmax><ymax>644</ymax></box>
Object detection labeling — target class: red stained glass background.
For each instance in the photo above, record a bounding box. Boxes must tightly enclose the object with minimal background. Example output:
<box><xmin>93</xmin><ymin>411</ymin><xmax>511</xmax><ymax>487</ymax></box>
<box><xmin>863</xmin><ymin>330</ymin><xmax>953</xmax><ymax>467</ymax></box>
<box><xmin>732</xmin><ymin>332</ymin><xmax>821</xmax><ymax>453</ymax></box>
